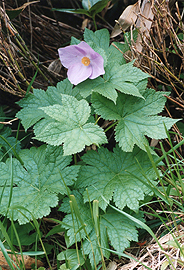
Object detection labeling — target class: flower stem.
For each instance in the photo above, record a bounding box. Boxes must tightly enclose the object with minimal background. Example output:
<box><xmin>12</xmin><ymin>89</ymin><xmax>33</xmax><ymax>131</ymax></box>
<box><xmin>104</xmin><ymin>121</ymin><xmax>118</xmax><ymax>133</ymax></box>
<box><xmin>92</xmin><ymin>16</ymin><xmax>97</xmax><ymax>31</ymax></box>
<box><xmin>74</xmin><ymin>153</ymin><xmax>77</xmax><ymax>165</ymax></box>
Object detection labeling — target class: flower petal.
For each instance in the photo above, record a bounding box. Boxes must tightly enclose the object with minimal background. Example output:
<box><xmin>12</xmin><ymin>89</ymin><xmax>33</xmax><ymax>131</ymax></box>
<box><xmin>89</xmin><ymin>55</ymin><xmax>105</xmax><ymax>79</ymax></box>
<box><xmin>58</xmin><ymin>44</ymin><xmax>85</xmax><ymax>68</ymax></box>
<box><xmin>67</xmin><ymin>62</ymin><xmax>92</xmax><ymax>85</ymax></box>
<box><xmin>77</xmin><ymin>41</ymin><xmax>97</xmax><ymax>58</ymax></box>
<box><xmin>58</xmin><ymin>41</ymin><xmax>105</xmax><ymax>83</ymax></box>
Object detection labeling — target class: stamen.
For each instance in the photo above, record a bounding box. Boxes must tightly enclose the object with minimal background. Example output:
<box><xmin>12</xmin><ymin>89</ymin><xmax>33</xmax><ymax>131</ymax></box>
<box><xmin>81</xmin><ymin>56</ymin><xmax>90</xmax><ymax>66</ymax></box>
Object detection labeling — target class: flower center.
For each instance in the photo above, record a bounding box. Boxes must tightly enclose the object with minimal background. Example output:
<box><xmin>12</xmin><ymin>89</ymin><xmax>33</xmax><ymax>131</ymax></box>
<box><xmin>81</xmin><ymin>56</ymin><xmax>90</xmax><ymax>66</ymax></box>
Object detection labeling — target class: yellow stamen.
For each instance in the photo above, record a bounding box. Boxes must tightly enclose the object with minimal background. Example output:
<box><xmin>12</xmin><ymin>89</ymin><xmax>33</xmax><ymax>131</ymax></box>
<box><xmin>81</xmin><ymin>56</ymin><xmax>90</xmax><ymax>66</ymax></box>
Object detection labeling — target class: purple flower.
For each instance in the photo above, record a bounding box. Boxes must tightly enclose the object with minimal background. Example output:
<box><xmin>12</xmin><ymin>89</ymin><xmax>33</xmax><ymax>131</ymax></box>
<box><xmin>58</xmin><ymin>41</ymin><xmax>105</xmax><ymax>85</ymax></box>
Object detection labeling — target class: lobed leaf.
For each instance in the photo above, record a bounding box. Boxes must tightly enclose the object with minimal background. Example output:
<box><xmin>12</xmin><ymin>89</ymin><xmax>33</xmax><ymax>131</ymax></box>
<box><xmin>60</xmin><ymin>191</ymin><xmax>143</xmax><ymax>266</ymax></box>
<box><xmin>34</xmin><ymin>94</ymin><xmax>107</xmax><ymax>155</ymax></box>
<box><xmin>16</xmin><ymin>79</ymin><xmax>80</xmax><ymax>131</ymax></box>
<box><xmin>84</xmin><ymin>28</ymin><xmax>110</xmax><ymax>53</ymax></box>
<box><xmin>76</xmin><ymin>145</ymin><xmax>158</xmax><ymax>211</ymax></box>
<box><xmin>92</xmin><ymin>89</ymin><xmax>178</xmax><ymax>152</ymax></box>
<box><xmin>75</xmin><ymin>61</ymin><xmax>148</xmax><ymax>103</ymax></box>
<box><xmin>0</xmin><ymin>145</ymin><xmax>80</xmax><ymax>224</ymax></box>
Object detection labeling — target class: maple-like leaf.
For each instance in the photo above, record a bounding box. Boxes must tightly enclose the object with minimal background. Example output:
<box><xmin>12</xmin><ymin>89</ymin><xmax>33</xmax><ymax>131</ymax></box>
<box><xmin>75</xmin><ymin>62</ymin><xmax>148</xmax><ymax>103</ymax></box>
<box><xmin>16</xmin><ymin>79</ymin><xmax>80</xmax><ymax>131</ymax></box>
<box><xmin>0</xmin><ymin>145</ymin><xmax>80</xmax><ymax>224</ymax></box>
<box><xmin>60</xmin><ymin>191</ymin><xmax>143</xmax><ymax>267</ymax></box>
<box><xmin>91</xmin><ymin>89</ymin><xmax>178</xmax><ymax>152</ymax></box>
<box><xmin>34</xmin><ymin>94</ymin><xmax>107</xmax><ymax>155</ymax></box>
<box><xmin>76</xmin><ymin>145</ymin><xmax>158</xmax><ymax>211</ymax></box>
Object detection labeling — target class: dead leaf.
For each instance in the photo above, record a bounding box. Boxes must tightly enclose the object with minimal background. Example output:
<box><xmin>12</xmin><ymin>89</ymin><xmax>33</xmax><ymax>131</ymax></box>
<box><xmin>81</xmin><ymin>18</ymin><xmax>89</xmax><ymax>30</ymax></box>
<box><xmin>150</xmin><ymin>138</ymin><xmax>158</xmax><ymax>147</ymax></box>
<box><xmin>135</xmin><ymin>0</ymin><xmax>154</xmax><ymax>51</ymax></box>
<box><xmin>106</xmin><ymin>261</ymin><xmax>117</xmax><ymax>270</ymax></box>
<box><xmin>48</xmin><ymin>59</ymin><xmax>62</xmax><ymax>74</ymax></box>
<box><xmin>111</xmin><ymin>1</ymin><xmax>140</xmax><ymax>38</ymax></box>
<box><xmin>0</xmin><ymin>251</ymin><xmax>44</xmax><ymax>270</ymax></box>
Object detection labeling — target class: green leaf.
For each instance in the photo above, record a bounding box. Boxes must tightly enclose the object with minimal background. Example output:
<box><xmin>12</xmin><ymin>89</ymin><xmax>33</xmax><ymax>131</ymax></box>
<box><xmin>117</xmin><ymin>29</ymin><xmax>139</xmax><ymax>53</ymax></box>
<box><xmin>0</xmin><ymin>145</ymin><xmax>80</xmax><ymax>224</ymax></box>
<box><xmin>70</xmin><ymin>37</ymin><xmax>81</xmax><ymax>45</ymax></box>
<box><xmin>76</xmin><ymin>145</ymin><xmax>158</xmax><ymax>211</ymax></box>
<box><xmin>84</xmin><ymin>28</ymin><xmax>110</xmax><ymax>53</ymax></box>
<box><xmin>16</xmin><ymin>79</ymin><xmax>80</xmax><ymax>131</ymax></box>
<box><xmin>106</xmin><ymin>44</ymin><xmax>126</xmax><ymax>66</ymax></box>
<box><xmin>7</xmin><ymin>223</ymin><xmax>37</xmax><ymax>246</ymax></box>
<box><xmin>34</xmin><ymin>94</ymin><xmax>107</xmax><ymax>155</ymax></box>
<box><xmin>82</xmin><ymin>225</ymin><xmax>110</xmax><ymax>268</ymax></box>
<box><xmin>75</xmin><ymin>77</ymin><xmax>118</xmax><ymax>103</ymax></box>
<box><xmin>0</xmin><ymin>108</ymin><xmax>21</xmax><ymax>159</ymax></box>
<box><xmin>84</xmin><ymin>29</ymin><xmax>109</xmax><ymax>67</ymax></box>
<box><xmin>60</xmin><ymin>191</ymin><xmax>143</xmax><ymax>267</ymax></box>
<box><xmin>76</xmin><ymin>30</ymin><xmax>146</xmax><ymax>103</ymax></box>
<box><xmin>89</xmin><ymin>0</ymin><xmax>109</xmax><ymax>16</ymax></box>
<box><xmin>52</xmin><ymin>8</ymin><xmax>90</xmax><ymax>16</ymax></box>
<box><xmin>59</xmin><ymin>191</ymin><xmax>94</xmax><ymax>245</ymax></box>
<box><xmin>57</xmin><ymin>249</ymin><xmax>85</xmax><ymax>269</ymax></box>
<box><xmin>0</xmin><ymin>127</ymin><xmax>21</xmax><ymax>159</ymax></box>
<box><xmin>92</xmin><ymin>89</ymin><xmax>178</xmax><ymax>152</ymax></box>
<box><xmin>76</xmin><ymin>61</ymin><xmax>148</xmax><ymax>103</ymax></box>
<box><xmin>108</xmin><ymin>62</ymin><xmax>149</xmax><ymax>98</ymax></box>
<box><xmin>82</xmin><ymin>0</ymin><xmax>100</xmax><ymax>10</ymax></box>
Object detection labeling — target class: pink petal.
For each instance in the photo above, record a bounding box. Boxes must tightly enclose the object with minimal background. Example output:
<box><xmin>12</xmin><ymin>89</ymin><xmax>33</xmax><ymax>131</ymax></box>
<box><xmin>89</xmin><ymin>55</ymin><xmax>105</xmax><ymax>79</ymax></box>
<box><xmin>67</xmin><ymin>62</ymin><xmax>92</xmax><ymax>85</ymax></box>
<box><xmin>58</xmin><ymin>41</ymin><xmax>105</xmax><ymax>84</ymax></box>
<box><xmin>77</xmin><ymin>41</ymin><xmax>97</xmax><ymax>57</ymax></box>
<box><xmin>58</xmin><ymin>44</ymin><xmax>85</xmax><ymax>68</ymax></box>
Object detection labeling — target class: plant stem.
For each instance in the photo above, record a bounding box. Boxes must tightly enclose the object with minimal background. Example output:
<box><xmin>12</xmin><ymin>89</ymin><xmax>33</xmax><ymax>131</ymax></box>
<box><xmin>93</xmin><ymin>16</ymin><xmax>97</xmax><ymax>31</ymax></box>
<box><xmin>104</xmin><ymin>121</ymin><xmax>118</xmax><ymax>133</ymax></box>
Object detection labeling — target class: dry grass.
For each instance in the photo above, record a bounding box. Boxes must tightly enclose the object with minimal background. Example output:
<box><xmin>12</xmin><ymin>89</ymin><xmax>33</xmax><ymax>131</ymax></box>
<box><xmin>0</xmin><ymin>1</ymin><xmax>82</xmax><ymax>97</ymax></box>
<box><xmin>118</xmin><ymin>223</ymin><xmax>184</xmax><ymax>270</ymax></box>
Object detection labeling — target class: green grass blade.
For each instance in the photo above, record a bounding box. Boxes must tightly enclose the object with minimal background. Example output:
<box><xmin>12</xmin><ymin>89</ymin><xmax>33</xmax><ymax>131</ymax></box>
<box><xmin>0</xmin><ymin>240</ymin><xmax>19</xmax><ymax>270</ymax></box>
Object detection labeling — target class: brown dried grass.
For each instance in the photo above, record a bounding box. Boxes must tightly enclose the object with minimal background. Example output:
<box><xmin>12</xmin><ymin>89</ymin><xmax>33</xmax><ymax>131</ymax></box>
<box><xmin>119</xmin><ymin>223</ymin><xmax>184</xmax><ymax>270</ymax></box>
<box><xmin>0</xmin><ymin>1</ymin><xmax>82</xmax><ymax>97</ymax></box>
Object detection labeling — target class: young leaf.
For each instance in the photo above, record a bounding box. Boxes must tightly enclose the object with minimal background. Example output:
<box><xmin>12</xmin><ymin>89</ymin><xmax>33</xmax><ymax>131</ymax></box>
<box><xmin>34</xmin><ymin>94</ymin><xmax>107</xmax><ymax>155</ymax></box>
<box><xmin>92</xmin><ymin>89</ymin><xmax>178</xmax><ymax>152</ymax></box>
<box><xmin>89</xmin><ymin>0</ymin><xmax>109</xmax><ymax>16</ymax></box>
<box><xmin>82</xmin><ymin>0</ymin><xmax>100</xmax><ymax>10</ymax></box>
<box><xmin>16</xmin><ymin>79</ymin><xmax>80</xmax><ymax>131</ymax></box>
<box><xmin>0</xmin><ymin>145</ymin><xmax>80</xmax><ymax>224</ymax></box>
<box><xmin>83</xmin><ymin>29</ymin><xmax>109</xmax><ymax>67</ymax></box>
<box><xmin>84</xmin><ymin>28</ymin><xmax>110</xmax><ymax>53</ymax></box>
<box><xmin>76</xmin><ymin>145</ymin><xmax>158</xmax><ymax>211</ymax></box>
<box><xmin>60</xmin><ymin>191</ymin><xmax>144</xmax><ymax>267</ymax></box>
